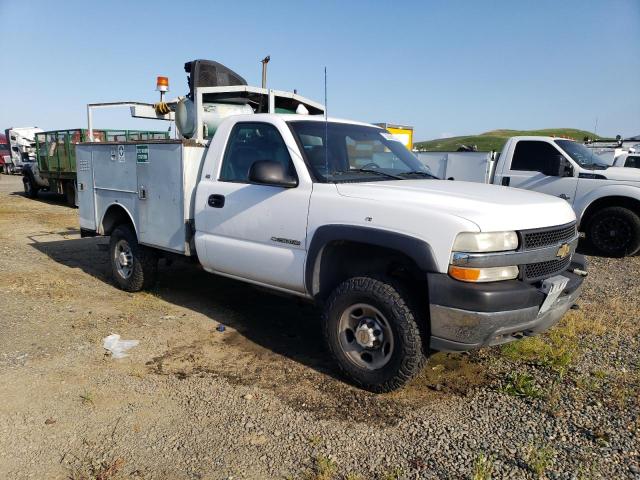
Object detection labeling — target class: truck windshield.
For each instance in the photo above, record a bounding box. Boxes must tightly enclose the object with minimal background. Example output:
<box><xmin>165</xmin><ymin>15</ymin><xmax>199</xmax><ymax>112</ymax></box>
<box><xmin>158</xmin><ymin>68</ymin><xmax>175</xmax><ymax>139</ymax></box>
<box><xmin>555</xmin><ymin>140</ymin><xmax>609</xmax><ymax>170</ymax></box>
<box><xmin>288</xmin><ymin>121</ymin><xmax>435</xmax><ymax>182</ymax></box>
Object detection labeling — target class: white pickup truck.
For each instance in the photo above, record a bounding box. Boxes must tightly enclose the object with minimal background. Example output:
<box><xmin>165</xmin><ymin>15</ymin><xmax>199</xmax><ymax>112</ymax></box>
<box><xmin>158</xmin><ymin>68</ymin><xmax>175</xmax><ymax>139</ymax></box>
<box><xmin>423</xmin><ymin>137</ymin><xmax>640</xmax><ymax>257</ymax></box>
<box><xmin>78</xmin><ymin>60</ymin><xmax>586</xmax><ymax>392</ymax></box>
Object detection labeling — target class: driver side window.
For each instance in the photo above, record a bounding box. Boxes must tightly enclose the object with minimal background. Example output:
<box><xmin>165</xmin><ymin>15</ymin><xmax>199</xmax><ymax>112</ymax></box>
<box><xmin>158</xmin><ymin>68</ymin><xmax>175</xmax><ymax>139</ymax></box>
<box><xmin>220</xmin><ymin>122</ymin><xmax>296</xmax><ymax>183</ymax></box>
<box><xmin>511</xmin><ymin>141</ymin><xmax>561</xmax><ymax>174</ymax></box>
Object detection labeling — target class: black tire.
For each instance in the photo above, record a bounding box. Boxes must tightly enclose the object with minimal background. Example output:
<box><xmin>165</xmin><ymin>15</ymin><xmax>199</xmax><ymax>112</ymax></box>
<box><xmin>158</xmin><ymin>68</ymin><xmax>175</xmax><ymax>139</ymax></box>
<box><xmin>64</xmin><ymin>182</ymin><xmax>77</xmax><ymax>207</ymax></box>
<box><xmin>22</xmin><ymin>176</ymin><xmax>38</xmax><ymax>198</ymax></box>
<box><xmin>587</xmin><ymin>206</ymin><xmax>640</xmax><ymax>257</ymax></box>
<box><xmin>109</xmin><ymin>225</ymin><xmax>158</xmax><ymax>292</ymax></box>
<box><xmin>322</xmin><ymin>276</ymin><xmax>427</xmax><ymax>393</ymax></box>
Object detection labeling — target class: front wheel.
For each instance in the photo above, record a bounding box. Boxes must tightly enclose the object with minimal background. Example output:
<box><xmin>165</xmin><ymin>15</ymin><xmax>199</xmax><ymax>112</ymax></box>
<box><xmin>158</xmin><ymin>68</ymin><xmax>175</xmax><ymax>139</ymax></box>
<box><xmin>109</xmin><ymin>225</ymin><xmax>158</xmax><ymax>292</ymax></box>
<box><xmin>587</xmin><ymin>206</ymin><xmax>640</xmax><ymax>257</ymax></box>
<box><xmin>323</xmin><ymin>276</ymin><xmax>427</xmax><ymax>392</ymax></box>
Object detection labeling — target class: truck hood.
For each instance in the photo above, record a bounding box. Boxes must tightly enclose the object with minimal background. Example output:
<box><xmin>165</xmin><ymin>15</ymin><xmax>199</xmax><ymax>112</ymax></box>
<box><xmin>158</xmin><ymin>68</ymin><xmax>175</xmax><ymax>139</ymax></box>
<box><xmin>335</xmin><ymin>180</ymin><xmax>576</xmax><ymax>231</ymax></box>
<box><xmin>596</xmin><ymin>167</ymin><xmax>640</xmax><ymax>182</ymax></box>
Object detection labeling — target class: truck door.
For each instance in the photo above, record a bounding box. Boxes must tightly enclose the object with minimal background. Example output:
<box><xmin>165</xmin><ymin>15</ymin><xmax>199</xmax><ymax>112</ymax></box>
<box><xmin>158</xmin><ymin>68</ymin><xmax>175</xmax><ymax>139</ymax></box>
<box><xmin>195</xmin><ymin>121</ymin><xmax>311</xmax><ymax>293</ymax></box>
<box><xmin>498</xmin><ymin>140</ymin><xmax>578</xmax><ymax>204</ymax></box>
<box><xmin>76</xmin><ymin>145</ymin><xmax>96</xmax><ymax>231</ymax></box>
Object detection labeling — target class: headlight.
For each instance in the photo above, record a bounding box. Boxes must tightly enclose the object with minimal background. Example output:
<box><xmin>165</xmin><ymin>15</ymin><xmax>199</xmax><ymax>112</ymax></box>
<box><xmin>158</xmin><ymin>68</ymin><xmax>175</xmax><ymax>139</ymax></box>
<box><xmin>449</xmin><ymin>265</ymin><xmax>519</xmax><ymax>282</ymax></box>
<box><xmin>452</xmin><ymin>231</ymin><xmax>518</xmax><ymax>253</ymax></box>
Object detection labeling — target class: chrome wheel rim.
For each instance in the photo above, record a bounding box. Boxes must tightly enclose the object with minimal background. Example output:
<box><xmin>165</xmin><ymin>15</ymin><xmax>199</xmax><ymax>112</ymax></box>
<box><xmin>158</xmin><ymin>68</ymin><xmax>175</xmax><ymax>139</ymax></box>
<box><xmin>338</xmin><ymin>303</ymin><xmax>394</xmax><ymax>370</ymax></box>
<box><xmin>114</xmin><ymin>239</ymin><xmax>134</xmax><ymax>279</ymax></box>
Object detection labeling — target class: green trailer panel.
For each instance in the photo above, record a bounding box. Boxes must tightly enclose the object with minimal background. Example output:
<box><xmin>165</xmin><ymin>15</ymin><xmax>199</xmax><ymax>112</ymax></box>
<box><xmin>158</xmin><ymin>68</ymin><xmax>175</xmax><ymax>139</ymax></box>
<box><xmin>36</xmin><ymin>129</ymin><xmax>170</xmax><ymax>180</ymax></box>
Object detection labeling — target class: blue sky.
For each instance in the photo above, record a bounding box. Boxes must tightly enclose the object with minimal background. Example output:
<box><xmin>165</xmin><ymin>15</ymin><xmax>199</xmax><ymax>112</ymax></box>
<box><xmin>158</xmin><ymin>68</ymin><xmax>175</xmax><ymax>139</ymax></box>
<box><xmin>1</xmin><ymin>0</ymin><xmax>638</xmax><ymax>140</ymax></box>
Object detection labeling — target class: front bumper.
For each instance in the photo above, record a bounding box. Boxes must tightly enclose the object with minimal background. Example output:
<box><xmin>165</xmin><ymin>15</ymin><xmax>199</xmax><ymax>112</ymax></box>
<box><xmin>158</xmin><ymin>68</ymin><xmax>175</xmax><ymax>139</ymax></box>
<box><xmin>428</xmin><ymin>255</ymin><xmax>586</xmax><ymax>352</ymax></box>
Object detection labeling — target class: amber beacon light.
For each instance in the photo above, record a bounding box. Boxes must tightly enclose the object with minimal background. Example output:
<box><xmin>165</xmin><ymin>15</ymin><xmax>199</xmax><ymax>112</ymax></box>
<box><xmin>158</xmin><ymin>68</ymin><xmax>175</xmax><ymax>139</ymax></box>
<box><xmin>156</xmin><ymin>76</ymin><xmax>169</xmax><ymax>92</ymax></box>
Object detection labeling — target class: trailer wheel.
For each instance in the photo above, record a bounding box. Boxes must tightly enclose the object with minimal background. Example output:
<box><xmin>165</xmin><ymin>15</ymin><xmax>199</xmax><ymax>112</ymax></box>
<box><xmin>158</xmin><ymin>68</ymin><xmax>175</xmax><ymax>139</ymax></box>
<box><xmin>109</xmin><ymin>225</ymin><xmax>158</xmax><ymax>292</ymax></box>
<box><xmin>587</xmin><ymin>206</ymin><xmax>640</xmax><ymax>257</ymax></box>
<box><xmin>22</xmin><ymin>176</ymin><xmax>38</xmax><ymax>198</ymax></box>
<box><xmin>322</xmin><ymin>276</ymin><xmax>427</xmax><ymax>392</ymax></box>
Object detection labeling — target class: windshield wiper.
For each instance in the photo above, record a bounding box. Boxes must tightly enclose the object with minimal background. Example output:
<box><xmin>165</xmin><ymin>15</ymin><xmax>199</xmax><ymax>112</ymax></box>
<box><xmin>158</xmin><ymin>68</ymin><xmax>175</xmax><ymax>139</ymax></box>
<box><xmin>397</xmin><ymin>170</ymin><xmax>438</xmax><ymax>179</ymax></box>
<box><xmin>581</xmin><ymin>163</ymin><xmax>608</xmax><ymax>170</ymax></box>
<box><xmin>346</xmin><ymin>168</ymin><xmax>404</xmax><ymax>180</ymax></box>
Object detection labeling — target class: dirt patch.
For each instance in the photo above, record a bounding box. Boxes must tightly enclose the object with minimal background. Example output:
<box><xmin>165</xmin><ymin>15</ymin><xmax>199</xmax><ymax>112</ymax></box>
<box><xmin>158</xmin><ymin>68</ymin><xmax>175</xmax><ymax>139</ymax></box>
<box><xmin>146</xmin><ymin>331</ymin><xmax>490</xmax><ymax>427</ymax></box>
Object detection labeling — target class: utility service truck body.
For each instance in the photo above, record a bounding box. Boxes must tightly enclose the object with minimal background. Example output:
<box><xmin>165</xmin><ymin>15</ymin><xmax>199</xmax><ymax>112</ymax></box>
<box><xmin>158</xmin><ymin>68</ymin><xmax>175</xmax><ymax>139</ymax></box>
<box><xmin>422</xmin><ymin>136</ymin><xmax>640</xmax><ymax>257</ymax></box>
<box><xmin>78</xmin><ymin>60</ymin><xmax>585</xmax><ymax>392</ymax></box>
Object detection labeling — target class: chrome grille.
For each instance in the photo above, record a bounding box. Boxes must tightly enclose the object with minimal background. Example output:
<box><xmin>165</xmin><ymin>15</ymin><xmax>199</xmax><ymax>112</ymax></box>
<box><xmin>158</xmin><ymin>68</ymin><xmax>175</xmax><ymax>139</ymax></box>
<box><xmin>524</xmin><ymin>256</ymin><xmax>572</xmax><ymax>282</ymax></box>
<box><xmin>522</xmin><ymin>223</ymin><xmax>576</xmax><ymax>250</ymax></box>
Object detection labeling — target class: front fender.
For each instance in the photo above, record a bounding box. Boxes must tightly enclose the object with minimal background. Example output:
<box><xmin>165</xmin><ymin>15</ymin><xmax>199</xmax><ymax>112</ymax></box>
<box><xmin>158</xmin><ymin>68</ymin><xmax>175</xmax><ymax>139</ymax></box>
<box><xmin>575</xmin><ymin>184</ymin><xmax>640</xmax><ymax>222</ymax></box>
<box><xmin>304</xmin><ymin>224</ymin><xmax>438</xmax><ymax>296</ymax></box>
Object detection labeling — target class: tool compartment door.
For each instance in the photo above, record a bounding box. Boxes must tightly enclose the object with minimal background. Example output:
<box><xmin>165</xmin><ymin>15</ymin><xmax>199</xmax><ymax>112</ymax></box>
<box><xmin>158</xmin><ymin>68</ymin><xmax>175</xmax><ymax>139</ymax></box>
<box><xmin>135</xmin><ymin>142</ymin><xmax>185</xmax><ymax>253</ymax></box>
<box><xmin>76</xmin><ymin>144</ymin><xmax>96</xmax><ymax>231</ymax></box>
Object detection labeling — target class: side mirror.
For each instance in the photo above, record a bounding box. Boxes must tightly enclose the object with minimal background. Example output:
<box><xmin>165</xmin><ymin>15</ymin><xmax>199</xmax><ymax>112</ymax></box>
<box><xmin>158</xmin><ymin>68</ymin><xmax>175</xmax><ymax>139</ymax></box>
<box><xmin>547</xmin><ymin>154</ymin><xmax>572</xmax><ymax>177</ymax></box>
<box><xmin>249</xmin><ymin>160</ymin><xmax>298</xmax><ymax>188</ymax></box>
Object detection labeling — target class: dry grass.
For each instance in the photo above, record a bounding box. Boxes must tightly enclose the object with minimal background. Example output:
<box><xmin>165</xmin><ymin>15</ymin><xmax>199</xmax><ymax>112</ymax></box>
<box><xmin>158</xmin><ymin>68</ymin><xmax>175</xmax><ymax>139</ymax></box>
<box><xmin>500</xmin><ymin>372</ymin><xmax>544</xmax><ymax>399</ymax></box>
<box><xmin>472</xmin><ymin>452</ymin><xmax>495</xmax><ymax>480</ymax></box>
<box><xmin>500</xmin><ymin>331</ymin><xmax>576</xmax><ymax>375</ymax></box>
<box><xmin>79</xmin><ymin>390</ymin><xmax>95</xmax><ymax>406</ymax></box>
<box><xmin>524</xmin><ymin>442</ymin><xmax>554</xmax><ymax>478</ymax></box>
<box><xmin>0</xmin><ymin>271</ymin><xmax>77</xmax><ymax>300</ymax></box>
<box><xmin>303</xmin><ymin>455</ymin><xmax>337</xmax><ymax>480</ymax></box>
<box><xmin>0</xmin><ymin>208</ymin><xmax>74</xmax><ymax>234</ymax></box>
<box><xmin>380</xmin><ymin>466</ymin><xmax>405</xmax><ymax>480</ymax></box>
<box><xmin>68</xmin><ymin>457</ymin><xmax>125</xmax><ymax>480</ymax></box>
<box><xmin>501</xmin><ymin>295</ymin><xmax>637</xmax><ymax>375</ymax></box>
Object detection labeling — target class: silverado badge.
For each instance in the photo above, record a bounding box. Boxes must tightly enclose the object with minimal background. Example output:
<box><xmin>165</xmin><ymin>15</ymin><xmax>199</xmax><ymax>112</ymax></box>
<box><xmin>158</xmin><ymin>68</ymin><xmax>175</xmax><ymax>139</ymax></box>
<box><xmin>556</xmin><ymin>243</ymin><xmax>570</xmax><ymax>259</ymax></box>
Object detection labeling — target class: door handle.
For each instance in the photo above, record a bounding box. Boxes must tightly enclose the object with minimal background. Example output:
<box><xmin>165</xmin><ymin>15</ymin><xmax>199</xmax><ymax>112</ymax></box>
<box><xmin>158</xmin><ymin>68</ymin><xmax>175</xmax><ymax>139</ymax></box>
<box><xmin>208</xmin><ymin>194</ymin><xmax>225</xmax><ymax>208</ymax></box>
<box><xmin>501</xmin><ymin>176</ymin><xmax>510</xmax><ymax>186</ymax></box>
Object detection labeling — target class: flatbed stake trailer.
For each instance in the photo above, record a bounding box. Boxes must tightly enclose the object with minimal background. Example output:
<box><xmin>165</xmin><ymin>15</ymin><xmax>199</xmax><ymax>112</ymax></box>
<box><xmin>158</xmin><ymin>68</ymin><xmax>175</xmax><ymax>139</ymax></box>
<box><xmin>22</xmin><ymin>129</ymin><xmax>170</xmax><ymax>206</ymax></box>
<box><xmin>78</xmin><ymin>59</ymin><xmax>585</xmax><ymax>392</ymax></box>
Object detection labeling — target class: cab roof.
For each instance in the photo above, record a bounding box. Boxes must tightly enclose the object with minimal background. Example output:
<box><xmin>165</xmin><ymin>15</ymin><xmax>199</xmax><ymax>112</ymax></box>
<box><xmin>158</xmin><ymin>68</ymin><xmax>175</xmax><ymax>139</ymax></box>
<box><xmin>268</xmin><ymin>114</ymin><xmax>381</xmax><ymax>129</ymax></box>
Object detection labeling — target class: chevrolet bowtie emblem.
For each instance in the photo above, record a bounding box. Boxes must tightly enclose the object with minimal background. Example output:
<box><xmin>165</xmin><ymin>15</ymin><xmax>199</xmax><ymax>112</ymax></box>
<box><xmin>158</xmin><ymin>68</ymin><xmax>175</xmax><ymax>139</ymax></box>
<box><xmin>556</xmin><ymin>243</ymin><xmax>570</xmax><ymax>259</ymax></box>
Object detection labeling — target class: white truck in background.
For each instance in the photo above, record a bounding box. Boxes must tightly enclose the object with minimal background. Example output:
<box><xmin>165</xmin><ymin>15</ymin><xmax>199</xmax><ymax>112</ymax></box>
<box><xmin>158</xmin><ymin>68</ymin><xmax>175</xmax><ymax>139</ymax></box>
<box><xmin>421</xmin><ymin>137</ymin><xmax>640</xmax><ymax>257</ymax></box>
<box><xmin>3</xmin><ymin>127</ymin><xmax>43</xmax><ymax>174</ymax></box>
<box><xmin>608</xmin><ymin>150</ymin><xmax>640</xmax><ymax>169</ymax></box>
<box><xmin>78</xmin><ymin>60</ymin><xmax>586</xmax><ymax>392</ymax></box>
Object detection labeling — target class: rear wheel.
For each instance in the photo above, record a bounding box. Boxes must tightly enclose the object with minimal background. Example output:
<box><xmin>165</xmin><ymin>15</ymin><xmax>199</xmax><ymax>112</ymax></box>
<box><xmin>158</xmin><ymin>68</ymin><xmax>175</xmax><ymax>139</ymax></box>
<box><xmin>109</xmin><ymin>225</ymin><xmax>158</xmax><ymax>292</ymax></box>
<box><xmin>64</xmin><ymin>181</ymin><xmax>77</xmax><ymax>207</ymax></box>
<box><xmin>587</xmin><ymin>206</ymin><xmax>640</xmax><ymax>257</ymax></box>
<box><xmin>323</xmin><ymin>276</ymin><xmax>427</xmax><ymax>392</ymax></box>
<box><xmin>22</xmin><ymin>176</ymin><xmax>38</xmax><ymax>198</ymax></box>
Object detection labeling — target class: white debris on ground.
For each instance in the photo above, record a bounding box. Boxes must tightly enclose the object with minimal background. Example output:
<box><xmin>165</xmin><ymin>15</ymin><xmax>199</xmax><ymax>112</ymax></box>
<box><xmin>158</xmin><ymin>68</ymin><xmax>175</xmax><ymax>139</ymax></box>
<box><xmin>102</xmin><ymin>334</ymin><xmax>139</xmax><ymax>359</ymax></box>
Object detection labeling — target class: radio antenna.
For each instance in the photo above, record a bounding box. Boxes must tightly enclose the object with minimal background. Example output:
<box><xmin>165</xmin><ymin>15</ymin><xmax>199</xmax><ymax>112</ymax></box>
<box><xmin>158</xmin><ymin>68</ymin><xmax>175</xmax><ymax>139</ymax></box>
<box><xmin>324</xmin><ymin>66</ymin><xmax>329</xmax><ymax>177</ymax></box>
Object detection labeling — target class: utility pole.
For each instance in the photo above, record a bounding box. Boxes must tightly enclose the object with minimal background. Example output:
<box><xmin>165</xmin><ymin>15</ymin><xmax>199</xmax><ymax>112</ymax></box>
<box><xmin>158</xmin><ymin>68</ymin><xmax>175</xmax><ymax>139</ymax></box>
<box><xmin>261</xmin><ymin>55</ymin><xmax>270</xmax><ymax>88</ymax></box>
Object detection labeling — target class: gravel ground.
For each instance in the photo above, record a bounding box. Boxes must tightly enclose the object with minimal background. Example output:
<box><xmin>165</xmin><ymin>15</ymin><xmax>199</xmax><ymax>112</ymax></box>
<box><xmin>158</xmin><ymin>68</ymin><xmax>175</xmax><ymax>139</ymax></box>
<box><xmin>0</xmin><ymin>174</ymin><xmax>638</xmax><ymax>479</ymax></box>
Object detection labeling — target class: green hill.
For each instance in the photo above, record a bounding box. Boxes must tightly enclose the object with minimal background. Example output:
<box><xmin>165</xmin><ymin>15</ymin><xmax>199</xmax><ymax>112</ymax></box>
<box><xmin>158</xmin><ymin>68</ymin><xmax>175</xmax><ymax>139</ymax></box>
<box><xmin>415</xmin><ymin>128</ymin><xmax>600</xmax><ymax>152</ymax></box>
